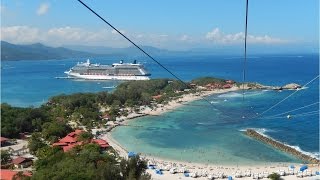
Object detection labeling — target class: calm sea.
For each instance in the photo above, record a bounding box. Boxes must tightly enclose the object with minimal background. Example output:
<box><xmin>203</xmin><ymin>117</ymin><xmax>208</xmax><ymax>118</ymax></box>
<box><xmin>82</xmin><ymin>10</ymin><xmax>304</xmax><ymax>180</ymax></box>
<box><xmin>1</xmin><ymin>54</ymin><xmax>319</xmax><ymax>164</ymax></box>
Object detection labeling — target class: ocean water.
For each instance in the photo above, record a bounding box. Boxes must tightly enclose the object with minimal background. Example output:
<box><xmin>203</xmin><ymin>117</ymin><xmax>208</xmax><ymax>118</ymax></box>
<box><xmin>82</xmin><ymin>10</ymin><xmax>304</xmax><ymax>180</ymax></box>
<box><xmin>1</xmin><ymin>54</ymin><xmax>319</xmax><ymax>164</ymax></box>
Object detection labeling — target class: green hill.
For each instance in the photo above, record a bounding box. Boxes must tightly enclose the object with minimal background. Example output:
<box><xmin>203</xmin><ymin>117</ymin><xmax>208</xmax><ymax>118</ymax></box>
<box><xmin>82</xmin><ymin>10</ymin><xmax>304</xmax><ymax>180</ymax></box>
<box><xmin>1</xmin><ymin>41</ymin><xmax>98</xmax><ymax>61</ymax></box>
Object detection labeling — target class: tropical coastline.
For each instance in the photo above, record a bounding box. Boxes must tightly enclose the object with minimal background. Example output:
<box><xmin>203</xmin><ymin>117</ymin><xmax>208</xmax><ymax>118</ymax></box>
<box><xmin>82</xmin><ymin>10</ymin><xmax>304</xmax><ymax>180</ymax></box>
<box><xmin>97</xmin><ymin>86</ymin><xmax>319</xmax><ymax>179</ymax></box>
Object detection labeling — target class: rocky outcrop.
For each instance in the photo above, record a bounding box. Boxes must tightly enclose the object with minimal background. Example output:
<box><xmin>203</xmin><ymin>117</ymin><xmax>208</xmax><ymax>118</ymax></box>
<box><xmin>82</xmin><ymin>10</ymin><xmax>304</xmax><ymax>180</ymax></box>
<box><xmin>282</xmin><ymin>83</ymin><xmax>302</xmax><ymax>90</ymax></box>
<box><xmin>245</xmin><ymin>129</ymin><xmax>319</xmax><ymax>164</ymax></box>
<box><xmin>238</xmin><ymin>83</ymin><xmax>301</xmax><ymax>90</ymax></box>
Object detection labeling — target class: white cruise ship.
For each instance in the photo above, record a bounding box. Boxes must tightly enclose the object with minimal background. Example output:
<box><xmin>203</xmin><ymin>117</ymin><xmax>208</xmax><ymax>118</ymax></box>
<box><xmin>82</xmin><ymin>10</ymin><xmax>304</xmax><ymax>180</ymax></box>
<box><xmin>64</xmin><ymin>59</ymin><xmax>151</xmax><ymax>80</ymax></box>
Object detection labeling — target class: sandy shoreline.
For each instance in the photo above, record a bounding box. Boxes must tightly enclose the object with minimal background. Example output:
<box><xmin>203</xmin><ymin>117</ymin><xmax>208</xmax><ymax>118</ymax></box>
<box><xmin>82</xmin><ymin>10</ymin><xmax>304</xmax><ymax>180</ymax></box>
<box><xmin>97</xmin><ymin>88</ymin><xmax>320</xmax><ymax>179</ymax></box>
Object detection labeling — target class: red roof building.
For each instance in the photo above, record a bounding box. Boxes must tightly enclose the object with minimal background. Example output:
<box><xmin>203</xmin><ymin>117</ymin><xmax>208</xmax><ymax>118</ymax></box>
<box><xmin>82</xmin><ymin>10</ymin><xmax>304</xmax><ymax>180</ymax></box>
<box><xmin>0</xmin><ymin>169</ymin><xmax>32</xmax><ymax>180</ymax></box>
<box><xmin>52</xmin><ymin>142</ymin><xmax>68</xmax><ymax>146</ymax></box>
<box><xmin>92</xmin><ymin>139</ymin><xmax>110</xmax><ymax>148</ymax></box>
<box><xmin>52</xmin><ymin>130</ymin><xmax>109</xmax><ymax>152</ymax></box>
<box><xmin>12</xmin><ymin>157</ymin><xmax>33</xmax><ymax>168</ymax></box>
<box><xmin>223</xmin><ymin>84</ymin><xmax>233</xmax><ymax>89</ymax></box>
<box><xmin>152</xmin><ymin>95</ymin><xmax>162</xmax><ymax>100</ymax></box>
<box><xmin>74</xmin><ymin>129</ymin><xmax>84</xmax><ymax>135</ymax></box>
<box><xmin>0</xmin><ymin>137</ymin><xmax>9</xmax><ymax>146</ymax></box>
<box><xmin>59</xmin><ymin>136</ymin><xmax>76</xmax><ymax>143</ymax></box>
<box><xmin>62</xmin><ymin>144</ymin><xmax>77</xmax><ymax>152</ymax></box>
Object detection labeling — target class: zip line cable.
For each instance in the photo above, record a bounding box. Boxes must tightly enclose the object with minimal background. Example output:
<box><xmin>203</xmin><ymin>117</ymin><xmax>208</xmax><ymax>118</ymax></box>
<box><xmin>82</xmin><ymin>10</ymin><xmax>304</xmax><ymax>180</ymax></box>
<box><xmin>76</xmin><ymin>0</ymin><xmax>215</xmax><ymax>106</ymax></box>
<box><xmin>251</xmin><ymin>75</ymin><xmax>319</xmax><ymax>120</ymax></box>
<box><xmin>261</xmin><ymin>110</ymin><xmax>319</xmax><ymax>120</ymax></box>
<box><xmin>242</xmin><ymin>0</ymin><xmax>249</xmax><ymax>103</ymax></box>
<box><xmin>77</xmin><ymin>0</ymin><xmax>319</xmax><ymax>123</ymax></box>
<box><xmin>260</xmin><ymin>102</ymin><xmax>319</xmax><ymax>119</ymax></box>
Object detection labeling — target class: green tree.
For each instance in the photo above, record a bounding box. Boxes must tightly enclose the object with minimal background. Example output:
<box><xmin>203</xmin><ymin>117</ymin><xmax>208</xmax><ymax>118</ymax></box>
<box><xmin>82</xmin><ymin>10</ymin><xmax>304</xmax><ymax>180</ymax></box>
<box><xmin>268</xmin><ymin>173</ymin><xmax>282</xmax><ymax>180</ymax></box>
<box><xmin>1</xmin><ymin>150</ymin><xmax>11</xmax><ymax>165</ymax></box>
<box><xmin>120</xmin><ymin>155</ymin><xmax>148</xmax><ymax>180</ymax></box>
<box><xmin>28</xmin><ymin>132</ymin><xmax>47</xmax><ymax>155</ymax></box>
<box><xmin>77</xmin><ymin>132</ymin><xmax>94</xmax><ymax>142</ymax></box>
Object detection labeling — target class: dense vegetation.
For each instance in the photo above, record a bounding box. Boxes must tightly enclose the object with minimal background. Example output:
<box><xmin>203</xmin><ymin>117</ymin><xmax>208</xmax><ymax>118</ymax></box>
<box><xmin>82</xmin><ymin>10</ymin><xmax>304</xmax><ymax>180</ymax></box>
<box><xmin>1</xmin><ymin>77</ymin><xmax>226</xmax><ymax>139</ymax></box>
<box><xmin>191</xmin><ymin>76</ymin><xmax>228</xmax><ymax>86</ymax></box>
<box><xmin>32</xmin><ymin>144</ymin><xmax>150</xmax><ymax>180</ymax></box>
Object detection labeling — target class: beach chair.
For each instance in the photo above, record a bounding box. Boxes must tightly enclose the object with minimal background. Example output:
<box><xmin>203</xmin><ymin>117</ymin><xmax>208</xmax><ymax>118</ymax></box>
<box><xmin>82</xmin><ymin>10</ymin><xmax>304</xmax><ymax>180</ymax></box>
<box><xmin>207</xmin><ymin>174</ymin><xmax>214</xmax><ymax>180</ymax></box>
<box><xmin>201</xmin><ymin>170</ymin><xmax>208</xmax><ymax>177</ymax></box>
<box><xmin>178</xmin><ymin>167</ymin><xmax>186</xmax><ymax>173</ymax></box>
<box><xmin>278</xmin><ymin>169</ymin><xmax>285</xmax><ymax>176</ymax></box>
<box><xmin>163</xmin><ymin>164</ymin><xmax>171</xmax><ymax>171</ymax></box>
<box><xmin>305</xmin><ymin>170</ymin><xmax>312</xmax><ymax>176</ymax></box>
<box><xmin>189</xmin><ymin>172</ymin><xmax>198</xmax><ymax>178</ymax></box>
<box><xmin>263</xmin><ymin>171</ymin><xmax>269</xmax><ymax>178</ymax></box>
<box><xmin>252</xmin><ymin>173</ymin><xmax>259</xmax><ymax>179</ymax></box>
<box><xmin>302</xmin><ymin>170</ymin><xmax>307</xmax><ymax>177</ymax></box>
<box><xmin>235</xmin><ymin>171</ymin><xmax>242</xmax><ymax>178</ymax></box>
<box><xmin>218</xmin><ymin>172</ymin><xmax>225</xmax><ymax>179</ymax></box>
<box><xmin>296</xmin><ymin>171</ymin><xmax>303</xmax><ymax>178</ymax></box>
<box><xmin>288</xmin><ymin>169</ymin><xmax>294</xmax><ymax>175</ymax></box>
<box><xmin>169</xmin><ymin>167</ymin><xmax>177</xmax><ymax>174</ymax></box>
<box><xmin>245</xmin><ymin>170</ymin><xmax>251</xmax><ymax>177</ymax></box>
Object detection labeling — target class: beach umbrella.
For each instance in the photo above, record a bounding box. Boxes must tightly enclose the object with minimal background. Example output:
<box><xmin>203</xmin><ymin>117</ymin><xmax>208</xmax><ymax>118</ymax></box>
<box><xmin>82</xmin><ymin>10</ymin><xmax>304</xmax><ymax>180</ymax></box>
<box><xmin>127</xmin><ymin>151</ymin><xmax>136</xmax><ymax>158</ymax></box>
<box><xmin>155</xmin><ymin>169</ymin><xmax>163</xmax><ymax>175</ymax></box>
<box><xmin>299</xmin><ymin>165</ymin><xmax>308</xmax><ymax>171</ymax></box>
<box><xmin>290</xmin><ymin>165</ymin><xmax>295</xmax><ymax>169</ymax></box>
<box><xmin>228</xmin><ymin>176</ymin><xmax>233</xmax><ymax>180</ymax></box>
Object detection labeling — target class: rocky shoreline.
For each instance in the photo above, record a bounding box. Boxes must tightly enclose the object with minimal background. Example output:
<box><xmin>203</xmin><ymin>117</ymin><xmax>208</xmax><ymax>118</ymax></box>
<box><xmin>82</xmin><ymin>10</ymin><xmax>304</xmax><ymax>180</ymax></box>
<box><xmin>245</xmin><ymin>129</ymin><xmax>319</xmax><ymax>164</ymax></box>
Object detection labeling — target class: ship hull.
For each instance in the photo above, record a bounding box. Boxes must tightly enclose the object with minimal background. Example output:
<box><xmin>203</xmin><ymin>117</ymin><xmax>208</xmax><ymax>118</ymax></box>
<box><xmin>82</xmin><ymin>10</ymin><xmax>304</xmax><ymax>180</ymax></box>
<box><xmin>65</xmin><ymin>71</ymin><xmax>150</xmax><ymax>80</ymax></box>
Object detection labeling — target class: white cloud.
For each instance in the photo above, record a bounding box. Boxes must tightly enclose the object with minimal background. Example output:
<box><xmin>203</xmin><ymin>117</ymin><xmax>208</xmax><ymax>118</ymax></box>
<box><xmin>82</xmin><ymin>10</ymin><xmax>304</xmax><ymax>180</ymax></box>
<box><xmin>36</xmin><ymin>3</ymin><xmax>50</xmax><ymax>16</ymax></box>
<box><xmin>0</xmin><ymin>25</ymin><xmax>288</xmax><ymax>50</ymax></box>
<box><xmin>1</xmin><ymin>26</ymin><xmax>42</xmax><ymax>43</ymax></box>
<box><xmin>180</xmin><ymin>35</ymin><xmax>190</xmax><ymax>41</ymax></box>
<box><xmin>206</xmin><ymin>28</ymin><xmax>287</xmax><ymax>44</ymax></box>
<box><xmin>111</xmin><ymin>29</ymin><xmax>125</xmax><ymax>35</ymax></box>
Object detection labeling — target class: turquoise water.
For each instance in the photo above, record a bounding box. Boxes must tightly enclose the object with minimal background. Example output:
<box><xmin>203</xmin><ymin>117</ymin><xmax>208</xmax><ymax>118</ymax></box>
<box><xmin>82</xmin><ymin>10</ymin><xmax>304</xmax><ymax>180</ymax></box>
<box><xmin>112</xmin><ymin>90</ymin><xmax>309</xmax><ymax>165</ymax></box>
<box><xmin>1</xmin><ymin>54</ymin><xmax>318</xmax><ymax>164</ymax></box>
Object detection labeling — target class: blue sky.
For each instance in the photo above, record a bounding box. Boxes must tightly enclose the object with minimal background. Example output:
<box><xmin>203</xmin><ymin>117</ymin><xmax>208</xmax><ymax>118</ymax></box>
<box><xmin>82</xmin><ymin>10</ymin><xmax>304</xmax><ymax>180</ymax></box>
<box><xmin>1</xmin><ymin>0</ymin><xmax>319</xmax><ymax>51</ymax></box>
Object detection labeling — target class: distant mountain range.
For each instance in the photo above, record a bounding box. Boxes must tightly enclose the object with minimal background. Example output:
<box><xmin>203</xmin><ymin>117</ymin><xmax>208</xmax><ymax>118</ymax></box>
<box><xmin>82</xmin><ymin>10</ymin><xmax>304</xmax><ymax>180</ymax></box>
<box><xmin>0</xmin><ymin>41</ymin><xmax>182</xmax><ymax>61</ymax></box>
<box><xmin>0</xmin><ymin>41</ymin><xmax>99</xmax><ymax>61</ymax></box>
<box><xmin>1</xmin><ymin>41</ymin><xmax>317</xmax><ymax>61</ymax></box>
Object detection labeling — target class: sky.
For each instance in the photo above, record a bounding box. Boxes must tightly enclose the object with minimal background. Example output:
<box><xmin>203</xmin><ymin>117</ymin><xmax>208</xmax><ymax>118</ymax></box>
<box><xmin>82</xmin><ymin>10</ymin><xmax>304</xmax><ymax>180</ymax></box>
<box><xmin>1</xmin><ymin>0</ymin><xmax>319</xmax><ymax>51</ymax></box>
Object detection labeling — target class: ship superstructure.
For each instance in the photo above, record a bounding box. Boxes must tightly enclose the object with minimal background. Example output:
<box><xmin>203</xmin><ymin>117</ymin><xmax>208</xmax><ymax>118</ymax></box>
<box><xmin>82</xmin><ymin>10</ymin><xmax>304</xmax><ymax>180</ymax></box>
<box><xmin>65</xmin><ymin>59</ymin><xmax>150</xmax><ymax>80</ymax></box>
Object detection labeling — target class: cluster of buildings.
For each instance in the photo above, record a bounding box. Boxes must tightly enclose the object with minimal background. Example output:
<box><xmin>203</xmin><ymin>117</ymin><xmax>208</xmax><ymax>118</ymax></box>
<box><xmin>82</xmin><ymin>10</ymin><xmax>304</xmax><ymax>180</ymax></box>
<box><xmin>0</xmin><ymin>129</ymin><xmax>110</xmax><ymax>179</ymax></box>
<box><xmin>52</xmin><ymin>129</ymin><xmax>109</xmax><ymax>152</ymax></box>
<box><xmin>204</xmin><ymin>80</ymin><xmax>235</xmax><ymax>90</ymax></box>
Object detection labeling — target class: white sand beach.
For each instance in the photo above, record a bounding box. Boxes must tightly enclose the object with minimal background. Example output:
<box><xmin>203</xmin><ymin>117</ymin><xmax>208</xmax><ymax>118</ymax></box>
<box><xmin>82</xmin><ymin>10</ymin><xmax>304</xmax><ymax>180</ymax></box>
<box><xmin>101</xmin><ymin>132</ymin><xmax>319</xmax><ymax>180</ymax></box>
<box><xmin>97</xmin><ymin>87</ymin><xmax>320</xmax><ymax>180</ymax></box>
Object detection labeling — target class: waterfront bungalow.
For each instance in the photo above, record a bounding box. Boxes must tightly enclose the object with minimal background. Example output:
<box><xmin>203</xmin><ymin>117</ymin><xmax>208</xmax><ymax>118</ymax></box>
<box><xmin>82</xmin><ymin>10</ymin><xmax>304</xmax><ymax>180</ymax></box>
<box><xmin>12</xmin><ymin>157</ymin><xmax>33</xmax><ymax>168</ymax></box>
